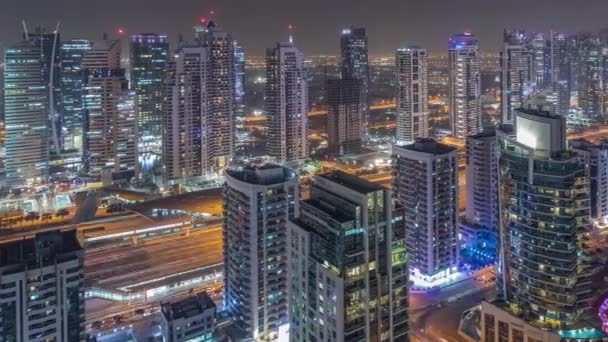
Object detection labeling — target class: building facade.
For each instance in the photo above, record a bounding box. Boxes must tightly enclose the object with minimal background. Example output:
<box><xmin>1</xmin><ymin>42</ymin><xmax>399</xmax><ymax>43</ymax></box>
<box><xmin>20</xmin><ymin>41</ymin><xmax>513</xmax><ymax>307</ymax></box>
<box><xmin>0</xmin><ymin>230</ymin><xmax>85</xmax><ymax>342</ymax></box>
<box><xmin>500</xmin><ymin>29</ymin><xmax>532</xmax><ymax>125</ymax></box>
<box><xmin>326</xmin><ymin>78</ymin><xmax>365</xmax><ymax>155</ymax></box>
<box><xmin>160</xmin><ymin>292</ymin><xmax>216</xmax><ymax>342</ymax></box>
<box><xmin>496</xmin><ymin>107</ymin><xmax>593</xmax><ymax>328</ymax></box>
<box><xmin>60</xmin><ymin>39</ymin><xmax>92</xmax><ymax>153</ymax></box>
<box><xmin>3</xmin><ymin>41</ymin><xmax>49</xmax><ymax>183</ymax></box>
<box><xmin>130</xmin><ymin>33</ymin><xmax>169</xmax><ymax>158</ymax></box>
<box><xmin>288</xmin><ymin>171</ymin><xmax>409</xmax><ymax>342</ymax></box>
<box><xmin>465</xmin><ymin>129</ymin><xmax>499</xmax><ymax>230</ymax></box>
<box><xmin>223</xmin><ymin>165</ymin><xmax>298</xmax><ymax>340</ymax></box>
<box><xmin>162</xmin><ymin>22</ymin><xmax>236</xmax><ymax>183</ymax></box>
<box><xmin>392</xmin><ymin>139</ymin><xmax>459</xmax><ymax>283</ymax></box>
<box><xmin>265</xmin><ymin>41</ymin><xmax>309</xmax><ymax>164</ymax></box>
<box><xmin>448</xmin><ymin>32</ymin><xmax>482</xmax><ymax>140</ymax></box>
<box><xmin>195</xmin><ymin>21</ymin><xmax>236</xmax><ymax>170</ymax></box>
<box><xmin>395</xmin><ymin>46</ymin><xmax>429</xmax><ymax>143</ymax></box>
<box><xmin>82</xmin><ymin>40</ymin><xmax>138</xmax><ymax>180</ymax></box>
<box><xmin>570</xmin><ymin>138</ymin><xmax>608</xmax><ymax>224</ymax></box>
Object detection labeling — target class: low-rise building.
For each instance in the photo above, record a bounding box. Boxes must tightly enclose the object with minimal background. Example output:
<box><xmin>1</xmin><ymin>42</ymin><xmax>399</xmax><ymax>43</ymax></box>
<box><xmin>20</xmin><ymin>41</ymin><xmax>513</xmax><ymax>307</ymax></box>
<box><xmin>160</xmin><ymin>292</ymin><xmax>217</xmax><ymax>342</ymax></box>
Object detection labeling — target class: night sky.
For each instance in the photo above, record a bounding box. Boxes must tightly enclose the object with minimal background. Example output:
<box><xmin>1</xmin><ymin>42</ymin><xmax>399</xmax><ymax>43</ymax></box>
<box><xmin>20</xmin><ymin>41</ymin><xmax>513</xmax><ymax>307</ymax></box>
<box><xmin>2</xmin><ymin>0</ymin><xmax>608</xmax><ymax>57</ymax></box>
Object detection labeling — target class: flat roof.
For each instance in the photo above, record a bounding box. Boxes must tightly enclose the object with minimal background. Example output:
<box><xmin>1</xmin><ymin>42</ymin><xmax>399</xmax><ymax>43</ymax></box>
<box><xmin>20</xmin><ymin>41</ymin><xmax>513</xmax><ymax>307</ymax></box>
<box><xmin>0</xmin><ymin>230</ymin><xmax>82</xmax><ymax>268</ymax></box>
<box><xmin>396</xmin><ymin>138</ymin><xmax>456</xmax><ymax>155</ymax></box>
<box><xmin>162</xmin><ymin>292</ymin><xmax>216</xmax><ymax>321</ymax></box>
<box><xmin>318</xmin><ymin>170</ymin><xmax>385</xmax><ymax>194</ymax></box>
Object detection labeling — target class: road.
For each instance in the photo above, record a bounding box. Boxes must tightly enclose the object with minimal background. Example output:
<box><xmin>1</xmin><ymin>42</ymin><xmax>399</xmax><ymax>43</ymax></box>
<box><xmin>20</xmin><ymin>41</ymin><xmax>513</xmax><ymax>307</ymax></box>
<box><xmin>410</xmin><ymin>267</ymin><xmax>496</xmax><ymax>341</ymax></box>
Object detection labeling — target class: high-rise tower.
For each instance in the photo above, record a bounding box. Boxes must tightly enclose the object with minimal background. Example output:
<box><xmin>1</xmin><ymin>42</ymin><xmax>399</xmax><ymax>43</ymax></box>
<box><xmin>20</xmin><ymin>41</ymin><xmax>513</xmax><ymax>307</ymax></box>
<box><xmin>500</xmin><ymin>29</ymin><xmax>533</xmax><ymax>125</ymax></box>
<box><xmin>448</xmin><ymin>32</ymin><xmax>481</xmax><ymax>139</ymax></box>
<box><xmin>396</xmin><ymin>45</ymin><xmax>429</xmax><ymax>143</ymax></box>
<box><xmin>288</xmin><ymin>171</ymin><xmax>409</xmax><ymax>341</ymax></box>
<box><xmin>326</xmin><ymin>78</ymin><xmax>365</xmax><ymax>155</ymax></box>
<box><xmin>393</xmin><ymin>138</ymin><xmax>460</xmax><ymax>283</ymax></box>
<box><xmin>82</xmin><ymin>40</ymin><xmax>138</xmax><ymax>181</ymax></box>
<box><xmin>130</xmin><ymin>33</ymin><xmax>169</xmax><ymax>159</ymax></box>
<box><xmin>223</xmin><ymin>164</ymin><xmax>298</xmax><ymax>340</ymax></box>
<box><xmin>265</xmin><ymin>41</ymin><xmax>308</xmax><ymax>163</ymax></box>
<box><xmin>4</xmin><ymin>41</ymin><xmax>49</xmax><ymax>183</ymax></box>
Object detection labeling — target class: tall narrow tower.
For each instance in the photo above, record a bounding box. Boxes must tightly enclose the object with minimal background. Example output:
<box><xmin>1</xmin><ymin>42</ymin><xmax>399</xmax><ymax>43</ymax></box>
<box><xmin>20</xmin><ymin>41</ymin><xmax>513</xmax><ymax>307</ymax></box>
<box><xmin>265</xmin><ymin>41</ymin><xmax>308</xmax><ymax>164</ymax></box>
<box><xmin>130</xmin><ymin>33</ymin><xmax>169</xmax><ymax>158</ymax></box>
<box><xmin>223</xmin><ymin>165</ymin><xmax>299</xmax><ymax>340</ymax></box>
<box><xmin>500</xmin><ymin>29</ymin><xmax>532</xmax><ymax>125</ymax></box>
<box><xmin>448</xmin><ymin>32</ymin><xmax>481</xmax><ymax>139</ymax></box>
<box><xmin>3</xmin><ymin>41</ymin><xmax>49</xmax><ymax>183</ymax></box>
<box><xmin>396</xmin><ymin>45</ymin><xmax>429</xmax><ymax>143</ymax></box>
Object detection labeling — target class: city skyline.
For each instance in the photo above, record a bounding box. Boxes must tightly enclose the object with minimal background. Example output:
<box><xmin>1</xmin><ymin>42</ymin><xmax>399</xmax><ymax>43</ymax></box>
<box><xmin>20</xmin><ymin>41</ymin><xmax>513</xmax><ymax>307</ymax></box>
<box><xmin>4</xmin><ymin>0</ymin><xmax>608</xmax><ymax>57</ymax></box>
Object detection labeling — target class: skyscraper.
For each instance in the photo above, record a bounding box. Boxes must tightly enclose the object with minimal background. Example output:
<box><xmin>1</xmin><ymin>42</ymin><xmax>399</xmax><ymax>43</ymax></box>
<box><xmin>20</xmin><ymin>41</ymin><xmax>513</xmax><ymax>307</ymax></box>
<box><xmin>500</xmin><ymin>29</ymin><xmax>532</xmax><ymax>125</ymax></box>
<box><xmin>495</xmin><ymin>107</ymin><xmax>592</xmax><ymax>329</ymax></box>
<box><xmin>465</xmin><ymin>129</ymin><xmax>499</xmax><ymax>230</ymax></box>
<box><xmin>4</xmin><ymin>41</ymin><xmax>49</xmax><ymax>183</ymax></box>
<box><xmin>234</xmin><ymin>40</ymin><xmax>246</xmax><ymax>105</ymax></box>
<box><xmin>0</xmin><ymin>230</ymin><xmax>85</xmax><ymax>341</ymax></box>
<box><xmin>340</xmin><ymin>27</ymin><xmax>369</xmax><ymax>140</ymax></box>
<box><xmin>60</xmin><ymin>38</ymin><xmax>92</xmax><ymax>152</ymax></box>
<box><xmin>340</xmin><ymin>26</ymin><xmax>369</xmax><ymax>91</ymax></box>
<box><xmin>130</xmin><ymin>33</ymin><xmax>169</xmax><ymax>159</ymax></box>
<box><xmin>326</xmin><ymin>78</ymin><xmax>365</xmax><ymax>155</ymax></box>
<box><xmin>223</xmin><ymin>164</ymin><xmax>298</xmax><ymax>340</ymax></box>
<box><xmin>265</xmin><ymin>41</ymin><xmax>309</xmax><ymax>163</ymax></box>
<box><xmin>195</xmin><ymin>21</ymin><xmax>236</xmax><ymax>169</ymax></box>
<box><xmin>162</xmin><ymin>22</ymin><xmax>236</xmax><ymax>183</ymax></box>
<box><xmin>570</xmin><ymin>138</ymin><xmax>608</xmax><ymax>224</ymax></box>
<box><xmin>27</xmin><ymin>29</ymin><xmax>63</xmax><ymax>157</ymax></box>
<box><xmin>448</xmin><ymin>32</ymin><xmax>481</xmax><ymax>140</ymax></box>
<box><xmin>288</xmin><ymin>171</ymin><xmax>409</xmax><ymax>341</ymax></box>
<box><xmin>577</xmin><ymin>34</ymin><xmax>604</xmax><ymax>118</ymax></box>
<box><xmin>527</xmin><ymin>32</ymin><xmax>546</xmax><ymax>89</ymax></box>
<box><xmin>162</xmin><ymin>44</ymin><xmax>206</xmax><ymax>183</ymax></box>
<box><xmin>82</xmin><ymin>39</ymin><xmax>138</xmax><ymax>181</ymax></box>
<box><xmin>395</xmin><ymin>45</ymin><xmax>429</xmax><ymax>143</ymax></box>
<box><xmin>393</xmin><ymin>138</ymin><xmax>459</xmax><ymax>283</ymax></box>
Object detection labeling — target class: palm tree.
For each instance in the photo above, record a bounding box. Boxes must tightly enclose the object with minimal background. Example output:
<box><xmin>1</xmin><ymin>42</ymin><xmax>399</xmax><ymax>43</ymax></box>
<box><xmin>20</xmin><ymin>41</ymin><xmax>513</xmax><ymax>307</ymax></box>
<box><xmin>56</xmin><ymin>208</ymin><xmax>70</xmax><ymax>223</ymax></box>
<box><xmin>41</xmin><ymin>213</ymin><xmax>53</xmax><ymax>223</ymax></box>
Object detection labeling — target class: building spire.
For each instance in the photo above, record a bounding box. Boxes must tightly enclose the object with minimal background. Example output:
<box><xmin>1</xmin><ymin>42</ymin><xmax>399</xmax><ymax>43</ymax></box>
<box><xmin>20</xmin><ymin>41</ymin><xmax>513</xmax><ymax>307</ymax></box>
<box><xmin>288</xmin><ymin>24</ymin><xmax>294</xmax><ymax>44</ymax></box>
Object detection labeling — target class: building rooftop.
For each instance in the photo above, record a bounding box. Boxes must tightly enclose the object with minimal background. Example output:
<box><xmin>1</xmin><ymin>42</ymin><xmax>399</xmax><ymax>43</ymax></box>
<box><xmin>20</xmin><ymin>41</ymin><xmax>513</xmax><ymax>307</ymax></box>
<box><xmin>226</xmin><ymin>164</ymin><xmax>296</xmax><ymax>186</ymax></box>
<box><xmin>396</xmin><ymin>138</ymin><xmax>456</xmax><ymax>155</ymax></box>
<box><xmin>468</xmin><ymin>128</ymin><xmax>496</xmax><ymax>140</ymax></box>
<box><xmin>161</xmin><ymin>292</ymin><xmax>216</xmax><ymax>322</ymax></box>
<box><xmin>318</xmin><ymin>170</ymin><xmax>385</xmax><ymax>194</ymax></box>
<box><xmin>0</xmin><ymin>230</ymin><xmax>82</xmax><ymax>268</ymax></box>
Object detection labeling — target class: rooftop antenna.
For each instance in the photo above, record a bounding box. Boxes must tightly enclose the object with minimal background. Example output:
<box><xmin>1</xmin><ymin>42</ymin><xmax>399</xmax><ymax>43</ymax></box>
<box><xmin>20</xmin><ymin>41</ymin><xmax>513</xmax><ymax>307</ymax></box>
<box><xmin>22</xmin><ymin>20</ymin><xmax>29</xmax><ymax>40</ymax></box>
<box><xmin>288</xmin><ymin>25</ymin><xmax>294</xmax><ymax>44</ymax></box>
